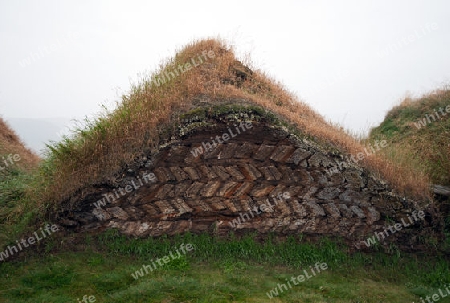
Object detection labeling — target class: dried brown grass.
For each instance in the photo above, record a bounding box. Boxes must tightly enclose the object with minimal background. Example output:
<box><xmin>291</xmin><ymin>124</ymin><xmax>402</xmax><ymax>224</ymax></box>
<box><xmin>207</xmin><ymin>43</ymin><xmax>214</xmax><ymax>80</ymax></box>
<box><xmin>0</xmin><ymin>117</ymin><xmax>40</xmax><ymax>171</ymax></box>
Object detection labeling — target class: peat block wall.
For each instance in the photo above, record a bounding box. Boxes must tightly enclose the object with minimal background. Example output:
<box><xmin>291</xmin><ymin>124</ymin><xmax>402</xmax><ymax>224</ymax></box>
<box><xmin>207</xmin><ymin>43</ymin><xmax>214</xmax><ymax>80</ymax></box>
<box><xmin>57</xmin><ymin>103</ymin><xmax>440</xmax><ymax>250</ymax></box>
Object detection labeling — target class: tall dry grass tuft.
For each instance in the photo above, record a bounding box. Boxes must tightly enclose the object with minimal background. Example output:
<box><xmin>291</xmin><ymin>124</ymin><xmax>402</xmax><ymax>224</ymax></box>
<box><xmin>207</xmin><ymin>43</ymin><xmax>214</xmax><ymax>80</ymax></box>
<box><xmin>32</xmin><ymin>38</ymin><xmax>431</xmax><ymax>214</ymax></box>
<box><xmin>0</xmin><ymin>117</ymin><xmax>40</xmax><ymax>171</ymax></box>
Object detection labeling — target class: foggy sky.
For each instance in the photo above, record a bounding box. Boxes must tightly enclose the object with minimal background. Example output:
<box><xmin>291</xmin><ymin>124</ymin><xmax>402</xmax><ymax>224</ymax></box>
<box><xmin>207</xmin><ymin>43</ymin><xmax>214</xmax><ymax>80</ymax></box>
<box><xmin>1</xmin><ymin>0</ymin><xmax>449</xmax><ymax>146</ymax></box>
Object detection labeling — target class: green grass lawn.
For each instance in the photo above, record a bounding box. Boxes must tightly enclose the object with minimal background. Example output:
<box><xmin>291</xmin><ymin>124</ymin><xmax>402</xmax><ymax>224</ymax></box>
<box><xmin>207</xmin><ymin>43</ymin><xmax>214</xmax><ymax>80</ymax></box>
<box><xmin>1</xmin><ymin>232</ymin><xmax>449</xmax><ymax>303</ymax></box>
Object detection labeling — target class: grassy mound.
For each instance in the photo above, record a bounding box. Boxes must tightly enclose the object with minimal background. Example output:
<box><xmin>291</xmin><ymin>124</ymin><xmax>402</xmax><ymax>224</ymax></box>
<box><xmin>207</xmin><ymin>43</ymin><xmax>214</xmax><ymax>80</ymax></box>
<box><xmin>30</xmin><ymin>38</ymin><xmax>431</xmax><ymax>218</ymax></box>
<box><xmin>0</xmin><ymin>39</ymin><xmax>448</xmax><ymax>303</ymax></box>
<box><xmin>369</xmin><ymin>88</ymin><xmax>450</xmax><ymax>186</ymax></box>
<box><xmin>0</xmin><ymin>38</ymin><xmax>437</xmax><ymax>250</ymax></box>
<box><xmin>0</xmin><ymin>117</ymin><xmax>40</xmax><ymax>247</ymax></box>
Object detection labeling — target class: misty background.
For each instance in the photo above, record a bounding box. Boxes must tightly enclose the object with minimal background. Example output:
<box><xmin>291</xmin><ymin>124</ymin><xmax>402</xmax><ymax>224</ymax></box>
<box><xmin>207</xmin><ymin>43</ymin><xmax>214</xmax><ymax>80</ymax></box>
<box><xmin>1</xmin><ymin>0</ymin><xmax>449</xmax><ymax>155</ymax></box>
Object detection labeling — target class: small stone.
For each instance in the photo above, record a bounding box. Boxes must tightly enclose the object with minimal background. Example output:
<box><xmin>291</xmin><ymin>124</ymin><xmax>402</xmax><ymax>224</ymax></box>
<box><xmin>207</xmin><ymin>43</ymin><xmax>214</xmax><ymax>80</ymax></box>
<box><xmin>106</xmin><ymin>207</ymin><xmax>129</xmax><ymax>220</ymax></box>
<box><xmin>286</xmin><ymin>148</ymin><xmax>311</xmax><ymax>165</ymax></box>
<box><xmin>250</xmin><ymin>184</ymin><xmax>275</xmax><ymax>197</ymax></box>
<box><xmin>338</xmin><ymin>204</ymin><xmax>353</xmax><ymax>218</ymax></box>
<box><xmin>270</xmin><ymin>145</ymin><xmax>296</xmax><ymax>162</ymax></box>
<box><xmin>350</xmin><ymin>205</ymin><xmax>366</xmax><ymax>218</ymax></box>
<box><xmin>323</xmin><ymin>203</ymin><xmax>341</xmax><ymax>218</ymax></box>
<box><xmin>317</xmin><ymin>187</ymin><xmax>340</xmax><ymax>200</ymax></box>
<box><xmin>306</xmin><ymin>201</ymin><xmax>326</xmax><ymax>216</ymax></box>
<box><xmin>253</xmin><ymin>144</ymin><xmax>276</xmax><ymax>160</ymax></box>
<box><xmin>200</xmin><ymin>181</ymin><xmax>221</xmax><ymax>197</ymax></box>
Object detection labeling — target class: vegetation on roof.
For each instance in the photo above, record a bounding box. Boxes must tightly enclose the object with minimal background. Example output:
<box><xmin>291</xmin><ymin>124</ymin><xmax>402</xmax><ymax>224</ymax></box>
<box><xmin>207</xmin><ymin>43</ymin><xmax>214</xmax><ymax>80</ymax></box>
<box><xmin>30</xmin><ymin>39</ymin><xmax>430</xmax><ymax>214</ymax></box>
